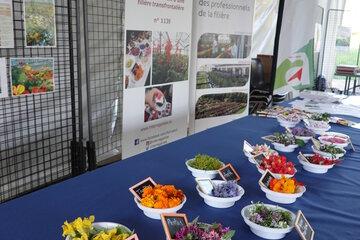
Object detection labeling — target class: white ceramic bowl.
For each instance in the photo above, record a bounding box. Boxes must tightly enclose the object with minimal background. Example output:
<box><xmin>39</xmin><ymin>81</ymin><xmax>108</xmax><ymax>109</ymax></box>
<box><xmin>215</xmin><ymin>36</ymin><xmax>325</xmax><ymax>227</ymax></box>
<box><xmin>196</xmin><ymin>180</ymin><xmax>245</xmax><ymax>208</ymax></box>
<box><xmin>257</xmin><ymin>166</ymin><xmax>297</xmax><ymax>179</ymax></box>
<box><xmin>186</xmin><ymin>159</ymin><xmax>224</xmax><ymax>179</ymax></box>
<box><xmin>297</xmin><ymin>154</ymin><xmax>335</xmax><ymax>174</ymax></box>
<box><xmin>305</xmin><ymin>122</ymin><xmax>331</xmax><ymax>135</ymax></box>
<box><xmin>241</xmin><ymin>204</ymin><xmax>296</xmax><ymax>240</ymax></box>
<box><xmin>311</xmin><ymin>145</ymin><xmax>346</xmax><ymax>159</ymax></box>
<box><xmin>318</xmin><ymin>135</ymin><xmax>349</xmax><ymax>148</ymax></box>
<box><xmin>272</xmin><ymin>142</ymin><xmax>298</xmax><ymax>153</ymax></box>
<box><xmin>134</xmin><ymin>196</ymin><xmax>186</xmax><ymax>220</ymax></box>
<box><xmin>320</xmin><ymin>131</ymin><xmax>350</xmax><ymax>139</ymax></box>
<box><xmin>277</xmin><ymin>117</ymin><xmax>300</xmax><ymax>128</ymax></box>
<box><xmin>65</xmin><ymin>222</ymin><xmax>131</xmax><ymax>240</ymax></box>
<box><xmin>259</xmin><ymin>183</ymin><xmax>306</xmax><ymax>204</ymax></box>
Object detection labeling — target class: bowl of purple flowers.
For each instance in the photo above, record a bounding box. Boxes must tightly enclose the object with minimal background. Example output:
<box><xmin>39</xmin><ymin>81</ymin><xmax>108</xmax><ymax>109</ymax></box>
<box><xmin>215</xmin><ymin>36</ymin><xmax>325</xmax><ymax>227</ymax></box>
<box><xmin>196</xmin><ymin>180</ymin><xmax>245</xmax><ymax>208</ymax></box>
<box><xmin>290</xmin><ymin>127</ymin><xmax>315</xmax><ymax>143</ymax></box>
<box><xmin>241</xmin><ymin>203</ymin><xmax>295</xmax><ymax>239</ymax></box>
<box><xmin>174</xmin><ymin>217</ymin><xmax>235</xmax><ymax>240</ymax></box>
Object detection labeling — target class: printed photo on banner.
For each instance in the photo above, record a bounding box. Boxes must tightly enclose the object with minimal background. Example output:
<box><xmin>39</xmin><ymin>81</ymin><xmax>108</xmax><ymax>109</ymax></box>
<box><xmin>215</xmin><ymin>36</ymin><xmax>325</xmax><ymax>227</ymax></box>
<box><xmin>197</xmin><ymin>33</ymin><xmax>251</xmax><ymax>59</ymax></box>
<box><xmin>24</xmin><ymin>0</ymin><xmax>57</xmax><ymax>47</ymax></box>
<box><xmin>195</xmin><ymin>92</ymin><xmax>248</xmax><ymax>119</ymax></box>
<box><xmin>10</xmin><ymin>58</ymin><xmax>55</xmax><ymax>96</ymax></box>
<box><xmin>196</xmin><ymin>64</ymin><xmax>250</xmax><ymax>89</ymax></box>
<box><xmin>0</xmin><ymin>58</ymin><xmax>9</xmax><ymax>98</ymax></box>
<box><xmin>0</xmin><ymin>0</ymin><xmax>14</xmax><ymax>48</ymax></box>
<box><xmin>144</xmin><ymin>84</ymin><xmax>173</xmax><ymax>122</ymax></box>
<box><xmin>152</xmin><ymin>31</ymin><xmax>190</xmax><ymax>85</ymax></box>
<box><xmin>125</xmin><ymin>30</ymin><xmax>152</xmax><ymax>89</ymax></box>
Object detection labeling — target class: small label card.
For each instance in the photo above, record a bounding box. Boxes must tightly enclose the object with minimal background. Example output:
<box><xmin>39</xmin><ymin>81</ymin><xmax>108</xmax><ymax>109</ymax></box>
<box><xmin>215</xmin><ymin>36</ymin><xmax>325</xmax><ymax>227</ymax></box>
<box><xmin>126</xmin><ymin>234</ymin><xmax>139</xmax><ymax>240</ymax></box>
<box><xmin>311</xmin><ymin>138</ymin><xmax>321</xmax><ymax>150</ymax></box>
<box><xmin>129</xmin><ymin>177</ymin><xmax>156</xmax><ymax>200</ymax></box>
<box><xmin>259</xmin><ymin>169</ymin><xmax>276</xmax><ymax>188</ymax></box>
<box><xmin>298</xmin><ymin>152</ymin><xmax>310</xmax><ymax>163</ymax></box>
<box><xmin>253</xmin><ymin>153</ymin><xmax>265</xmax><ymax>166</ymax></box>
<box><xmin>195</xmin><ymin>178</ymin><xmax>214</xmax><ymax>195</ymax></box>
<box><xmin>161</xmin><ymin>213</ymin><xmax>188</xmax><ymax>240</ymax></box>
<box><xmin>243</xmin><ymin>140</ymin><xmax>254</xmax><ymax>154</ymax></box>
<box><xmin>218</xmin><ymin>164</ymin><xmax>240</xmax><ymax>182</ymax></box>
<box><xmin>285</xmin><ymin>127</ymin><xmax>292</xmax><ymax>134</ymax></box>
<box><xmin>262</xmin><ymin>135</ymin><xmax>276</xmax><ymax>143</ymax></box>
<box><xmin>295</xmin><ymin>210</ymin><xmax>315</xmax><ymax>240</ymax></box>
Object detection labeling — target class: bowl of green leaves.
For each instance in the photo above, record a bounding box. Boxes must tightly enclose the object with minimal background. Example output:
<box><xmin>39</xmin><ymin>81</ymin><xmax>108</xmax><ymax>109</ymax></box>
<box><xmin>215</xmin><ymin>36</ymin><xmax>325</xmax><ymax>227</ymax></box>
<box><xmin>186</xmin><ymin>154</ymin><xmax>224</xmax><ymax>179</ymax></box>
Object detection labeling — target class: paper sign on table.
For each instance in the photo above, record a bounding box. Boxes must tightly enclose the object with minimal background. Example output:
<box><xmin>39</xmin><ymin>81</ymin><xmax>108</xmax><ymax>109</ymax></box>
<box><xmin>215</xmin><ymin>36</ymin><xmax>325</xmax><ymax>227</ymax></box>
<box><xmin>161</xmin><ymin>213</ymin><xmax>188</xmax><ymax>240</ymax></box>
<box><xmin>295</xmin><ymin>210</ymin><xmax>315</xmax><ymax>240</ymax></box>
<box><xmin>262</xmin><ymin>135</ymin><xmax>276</xmax><ymax>143</ymax></box>
<box><xmin>218</xmin><ymin>164</ymin><xmax>240</xmax><ymax>182</ymax></box>
<box><xmin>298</xmin><ymin>152</ymin><xmax>310</xmax><ymax>163</ymax></box>
<box><xmin>129</xmin><ymin>177</ymin><xmax>156</xmax><ymax>200</ymax></box>
<box><xmin>243</xmin><ymin>140</ymin><xmax>254</xmax><ymax>154</ymax></box>
<box><xmin>125</xmin><ymin>234</ymin><xmax>139</xmax><ymax>240</ymax></box>
<box><xmin>259</xmin><ymin>169</ymin><xmax>276</xmax><ymax>188</ymax></box>
<box><xmin>253</xmin><ymin>153</ymin><xmax>265</xmax><ymax>166</ymax></box>
<box><xmin>311</xmin><ymin>138</ymin><xmax>321</xmax><ymax>150</ymax></box>
<box><xmin>195</xmin><ymin>178</ymin><xmax>214</xmax><ymax>195</ymax></box>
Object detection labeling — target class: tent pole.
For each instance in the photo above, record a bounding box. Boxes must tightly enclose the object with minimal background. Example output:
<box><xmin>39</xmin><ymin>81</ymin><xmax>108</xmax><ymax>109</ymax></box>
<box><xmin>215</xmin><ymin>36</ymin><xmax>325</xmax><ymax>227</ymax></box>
<box><xmin>270</xmin><ymin>0</ymin><xmax>285</xmax><ymax>95</ymax></box>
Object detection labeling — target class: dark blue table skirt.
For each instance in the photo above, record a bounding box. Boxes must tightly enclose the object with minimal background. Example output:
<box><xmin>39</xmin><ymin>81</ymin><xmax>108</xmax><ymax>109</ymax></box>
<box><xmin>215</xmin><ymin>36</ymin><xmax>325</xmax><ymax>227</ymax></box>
<box><xmin>1</xmin><ymin>115</ymin><xmax>360</xmax><ymax>240</ymax></box>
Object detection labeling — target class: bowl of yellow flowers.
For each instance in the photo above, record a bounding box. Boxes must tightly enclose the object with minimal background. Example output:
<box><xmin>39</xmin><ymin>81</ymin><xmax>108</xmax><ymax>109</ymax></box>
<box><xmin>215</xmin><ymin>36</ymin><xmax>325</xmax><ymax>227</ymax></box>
<box><xmin>62</xmin><ymin>215</ymin><xmax>136</xmax><ymax>240</ymax></box>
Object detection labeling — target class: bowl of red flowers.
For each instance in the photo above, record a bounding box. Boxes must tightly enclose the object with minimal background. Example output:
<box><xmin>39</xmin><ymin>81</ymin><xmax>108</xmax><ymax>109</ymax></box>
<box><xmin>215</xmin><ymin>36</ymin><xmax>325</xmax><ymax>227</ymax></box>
<box><xmin>298</xmin><ymin>153</ymin><xmax>339</xmax><ymax>174</ymax></box>
<box><xmin>257</xmin><ymin>155</ymin><xmax>297</xmax><ymax>178</ymax></box>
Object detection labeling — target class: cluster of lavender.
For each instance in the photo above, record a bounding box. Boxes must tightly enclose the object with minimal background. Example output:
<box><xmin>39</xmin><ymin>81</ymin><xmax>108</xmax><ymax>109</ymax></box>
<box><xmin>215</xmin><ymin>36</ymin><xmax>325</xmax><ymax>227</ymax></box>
<box><xmin>212</xmin><ymin>181</ymin><xmax>240</xmax><ymax>198</ymax></box>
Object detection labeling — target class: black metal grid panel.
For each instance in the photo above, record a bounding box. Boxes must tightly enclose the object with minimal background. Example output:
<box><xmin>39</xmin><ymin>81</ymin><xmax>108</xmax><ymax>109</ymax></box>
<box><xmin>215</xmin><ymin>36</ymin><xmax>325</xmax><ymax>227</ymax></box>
<box><xmin>85</xmin><ymin>0</ymin><xmax>124</xmax><ymax>163</ymax></box>
<box><xmin>0</xmin><ymin>0</ymin><xmax>78</xmax><ymax>202</ymax></box>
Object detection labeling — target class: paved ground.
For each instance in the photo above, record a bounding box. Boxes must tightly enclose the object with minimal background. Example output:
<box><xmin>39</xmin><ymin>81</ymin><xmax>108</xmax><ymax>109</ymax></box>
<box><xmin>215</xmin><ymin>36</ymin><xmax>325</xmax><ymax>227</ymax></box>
<box><xmin>331</xmin><ymin>78</ymin><xmax>360</xmax><ymax>95</ymax></box>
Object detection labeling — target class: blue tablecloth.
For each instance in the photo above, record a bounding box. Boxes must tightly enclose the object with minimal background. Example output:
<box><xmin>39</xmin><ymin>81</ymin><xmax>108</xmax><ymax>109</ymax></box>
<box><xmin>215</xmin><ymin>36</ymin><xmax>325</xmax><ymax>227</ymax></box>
<box><xmin>1</xmin><ymin>114</ymin><xmax>360</xmax><ymax>240</ymax></box>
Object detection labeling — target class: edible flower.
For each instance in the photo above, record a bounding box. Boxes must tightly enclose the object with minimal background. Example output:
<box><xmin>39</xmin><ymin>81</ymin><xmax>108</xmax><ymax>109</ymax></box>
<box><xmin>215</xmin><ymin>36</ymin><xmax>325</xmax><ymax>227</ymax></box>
<box><xmin>269</xmin><ymin>176</ymin><xmax>303</xmax><ymax>194</ymax></box>
<box><xmin>141</xmin><ymin>184</ymin><xmax>184</xmax><ymax>209</ymax></box>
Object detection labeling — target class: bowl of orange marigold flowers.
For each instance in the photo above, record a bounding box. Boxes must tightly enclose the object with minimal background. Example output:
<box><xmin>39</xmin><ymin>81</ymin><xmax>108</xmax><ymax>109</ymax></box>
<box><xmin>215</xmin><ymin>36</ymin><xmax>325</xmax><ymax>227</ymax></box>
<box><xmin>134</xmin><ymin>184</ymin><xmax>186</xmax><ymax>220</ymax></box>
<box><xmin>259</xmin><ymin>175</ymin><xmax>306</xmax><ymax>204</ymax></box>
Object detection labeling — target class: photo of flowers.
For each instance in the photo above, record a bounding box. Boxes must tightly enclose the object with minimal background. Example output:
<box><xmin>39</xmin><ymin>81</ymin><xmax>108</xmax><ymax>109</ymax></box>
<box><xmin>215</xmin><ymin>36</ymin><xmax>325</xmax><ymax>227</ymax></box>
<box><xmin>144</xmin><ymin>84</ymin><xmax>173</xmax><ymax>122</ymax></box>
<box><xmin>152</xmin><ymin>31</ymin><xmax>190</xmax><ymax>85</ymax></box>
<box><xmin>196</xmin><ymin>64</ymin><xmax>250</xmax><ymax>89</ymax></box>
<box><xmin>197</xmin><ymin>33</ymin><xmax>251</xmax><ymax>59</ymax></box>
<box><xmin>195</xmin><ymin>92</ymin><xmax>248</xmax><ymax>119</ymax></box>
<box><xmin>24</xmin><ymin>0</ymin><xmax>56</xmax><ymax>47</ymax></box>
<box><xmin>10</xmin><ymin>58</ymin><xmax>55</xmax><ymax>96</ymax></box>
<box><xmin>125</xmin><ymin>30</ymin><xmax>152</xmax><ymax>89</ymax></box>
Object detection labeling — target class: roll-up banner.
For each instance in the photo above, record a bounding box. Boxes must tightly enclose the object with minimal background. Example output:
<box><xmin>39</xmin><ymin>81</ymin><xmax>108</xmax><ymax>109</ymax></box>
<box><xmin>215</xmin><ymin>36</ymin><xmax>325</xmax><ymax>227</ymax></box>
<box><xmin>122</xmin><ymin>0</ymin><xmax>193</xmax><ymax>159</ymax></box>
<box><xmin>189</xmin><ymin>0</ymin><xmax>255</xmax><ymax>133</ymax></box>
<box><xmin>274</xmin><ymin>0</ymin><xmax>317</xmax><ymax>97</ymax></box>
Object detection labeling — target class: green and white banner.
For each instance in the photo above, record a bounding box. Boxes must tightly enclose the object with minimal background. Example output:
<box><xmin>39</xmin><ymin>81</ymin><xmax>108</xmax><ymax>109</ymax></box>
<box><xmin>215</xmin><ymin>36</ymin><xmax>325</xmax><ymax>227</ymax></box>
<box><xmin>274</xmin><ymin>0</ymin><xmax>318</xmax><ymax>97</ymax></box>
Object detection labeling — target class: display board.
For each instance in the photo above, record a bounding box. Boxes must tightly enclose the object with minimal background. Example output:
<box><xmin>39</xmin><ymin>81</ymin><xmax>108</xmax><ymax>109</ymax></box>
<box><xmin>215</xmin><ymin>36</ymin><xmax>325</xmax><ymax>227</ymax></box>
<box><xmin>274</xmin><ymin>0</ymin><xmax>318</xmax><ymax>97</ymax></box>
<box><xmin>122</xmin><ymin>0</ymin><xmax>193</xmax><ymax>158</ymax></box>
<box><xmin>0</xmin><ymin>0</ymin><xmax>14</xmax><ymax>48</ymax></box>
<box><xmin>0</xmin><ymin>58</ymin><xmax>8</xmax><ymax>98</ymax></box>
<box><xmin>189</xmin><ymin>0</ymin><xmax>255</xmax><ymax>133</ymax></box>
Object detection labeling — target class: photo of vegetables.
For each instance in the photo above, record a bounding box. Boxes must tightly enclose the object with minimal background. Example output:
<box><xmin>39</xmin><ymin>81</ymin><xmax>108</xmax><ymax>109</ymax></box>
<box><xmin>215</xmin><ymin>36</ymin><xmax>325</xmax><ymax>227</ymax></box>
<box><xmin>197</xmin><ymin>33</ymin><xmax>251</xmax><ymax>59</ymax></box>
<box><xmin>125</xmin><ymin>30</ymin><xmax>152</xmax><ymax>89</ymax></box>
<box><xmin>152</xmin><ymin>31</ymin><xmax>190</xmax><ymax>85</ymax></box>
<box><xmin>24</xmin><ymin>0</ymin><xmax>56</xmax><ymax>47</ymax></box>
<box><xmin>195</xmin><ymin>92</ymin><xmax>248</xmax><ymax>119</ymax></box>
<box><xmin>144</xmin><ymin>84</ymin><xmax>173</xmax><ymax>122</ymax></box>
<box><xmin>10</xmin><ymin>58</ymin><xmax>54</xmax><ymax>96</ymax></box>
<box><xmin>196</xmin><ymin>64</ymin><xmax>250</xmax><ymax>89</ymax></box>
